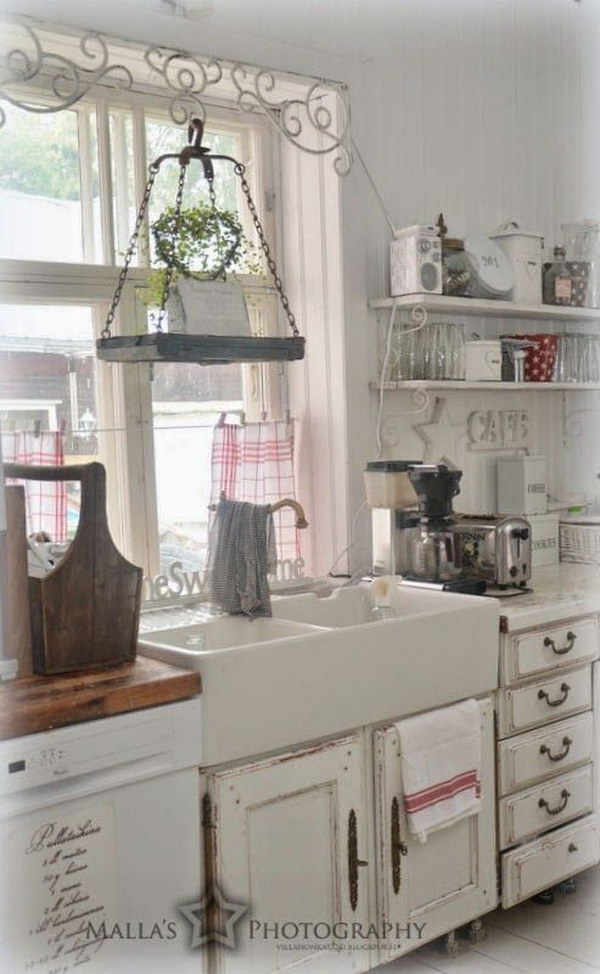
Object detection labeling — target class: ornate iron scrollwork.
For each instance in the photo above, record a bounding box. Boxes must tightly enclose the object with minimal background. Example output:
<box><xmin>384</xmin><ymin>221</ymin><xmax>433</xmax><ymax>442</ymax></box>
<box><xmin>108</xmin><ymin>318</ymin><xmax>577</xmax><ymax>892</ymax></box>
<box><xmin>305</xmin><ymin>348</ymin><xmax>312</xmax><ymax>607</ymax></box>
<box><xmin>231</xmin><ymin>65</ymin><xmax>352</xmax><ymax>175</ymax></box>
<box><xmin>144</xmin><ymin>45</ymin><xmax>222</xmax><ymax>124</ymax></box>
<box><xmin>0</xmin><ymin>22</ymin><xmax>133</xmax><ymax>126</ymax></box>
<box><xmin>0</xmin><ymin>18</ymin><xmax>354</xmax><ymax>173</ymax></box>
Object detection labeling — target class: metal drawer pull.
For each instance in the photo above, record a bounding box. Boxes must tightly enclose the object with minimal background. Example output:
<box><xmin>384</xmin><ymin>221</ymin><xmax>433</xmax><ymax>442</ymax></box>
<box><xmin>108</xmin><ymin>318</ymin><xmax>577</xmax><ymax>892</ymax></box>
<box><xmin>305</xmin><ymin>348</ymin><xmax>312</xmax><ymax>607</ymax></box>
<box><xmin>540</xmin><ymin>736</ymin><xmax>572</xmax><ymax>762</ymax></box>
<box><xmin>544</xmin><ymin>631</ymin><xmax>577</xmax><ymax>655</ymax></box>
<box><xmin>348</xmin><ymin>809</ymin><xmax>368</xmax><ymax>911</ymax></box>
<box><xmin>568</xmin><ymin>843</ymin><xmax>578</xmax><ymax>853</ymax></box>
<box><xmin>538</xmin><ymin>789</ymin><xmax>570</xmax><ymax>816</ymax></box>
<box><xmin>537</xmin><ymin>683</ymin><xmax>570</xmax><ymax>707</ymax></box>
<box><xmin>390</xmin><ymin>796</ymin><xmax>408</xmax><ymax>895</ymax></box>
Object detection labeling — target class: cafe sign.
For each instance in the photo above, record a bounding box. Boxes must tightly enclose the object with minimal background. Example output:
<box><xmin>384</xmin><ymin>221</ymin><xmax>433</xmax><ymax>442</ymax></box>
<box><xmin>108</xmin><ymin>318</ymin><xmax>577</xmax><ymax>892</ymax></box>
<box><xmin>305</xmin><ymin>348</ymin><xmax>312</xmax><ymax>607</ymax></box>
<box><xmin>467</xmin><ymin>409</ymin><xmax>530</xmax><ymax>451</ymax></box>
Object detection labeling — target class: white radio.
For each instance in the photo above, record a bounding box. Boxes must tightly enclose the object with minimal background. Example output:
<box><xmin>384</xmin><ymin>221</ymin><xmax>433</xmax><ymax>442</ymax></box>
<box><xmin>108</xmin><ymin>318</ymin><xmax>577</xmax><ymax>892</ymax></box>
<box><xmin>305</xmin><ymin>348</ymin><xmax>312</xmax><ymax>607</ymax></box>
<box><xmin>390</xmin><ymin>224</ymin><xmax>442</xmax><ymax>297</ymax></box>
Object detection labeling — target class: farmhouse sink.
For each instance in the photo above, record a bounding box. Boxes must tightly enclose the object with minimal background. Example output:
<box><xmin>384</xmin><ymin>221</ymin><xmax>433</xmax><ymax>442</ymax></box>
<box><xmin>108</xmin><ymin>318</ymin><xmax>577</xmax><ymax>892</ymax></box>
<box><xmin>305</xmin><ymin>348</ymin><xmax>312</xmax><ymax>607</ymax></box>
<box><xmin>271</xmin><ymin>586</ymin><xmax>378</xmax><ymax>627</ymax></box>
<box><xmin>139</xmin><ymin>616</ymin><xmax>326</xmax><ymax>655</ymax></box>
<box><xmin>139</xmin><ymin>585</ymin><xmax>500</xmax><ymax>766</ymax></box>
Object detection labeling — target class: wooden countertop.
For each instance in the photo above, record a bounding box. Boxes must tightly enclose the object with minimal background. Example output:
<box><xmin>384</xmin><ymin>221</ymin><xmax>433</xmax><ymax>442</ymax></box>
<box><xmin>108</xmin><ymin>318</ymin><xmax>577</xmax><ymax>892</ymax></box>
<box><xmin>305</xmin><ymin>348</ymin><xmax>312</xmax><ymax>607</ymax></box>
<box><xmin>0</xmin><ymin>656</ymin><xmax>202</xmax><ymax>740</ymax></box>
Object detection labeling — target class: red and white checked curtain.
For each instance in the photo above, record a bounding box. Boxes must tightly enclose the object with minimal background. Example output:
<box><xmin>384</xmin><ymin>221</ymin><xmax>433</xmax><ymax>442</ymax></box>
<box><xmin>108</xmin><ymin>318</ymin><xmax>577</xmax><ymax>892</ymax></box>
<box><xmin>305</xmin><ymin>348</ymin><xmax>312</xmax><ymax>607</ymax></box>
<box><xmin>210</xmin><ymin>421</ymin><xmax>301</xmax><ymax>563</ymax></box>
<box><xmin>2</xmin><ymin>431</ymin><xmax>67</xmax><ymax>541</ymax></box>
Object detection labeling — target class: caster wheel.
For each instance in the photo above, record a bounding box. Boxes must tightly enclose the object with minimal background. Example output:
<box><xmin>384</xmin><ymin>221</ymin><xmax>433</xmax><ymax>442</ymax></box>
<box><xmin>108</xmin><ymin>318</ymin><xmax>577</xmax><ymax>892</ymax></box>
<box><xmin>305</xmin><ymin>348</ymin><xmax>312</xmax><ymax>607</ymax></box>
<box><xmin>441</xmin><ymin>930</ymin><xmax>459</xmax><ymax>957</ymax></box>
<box><xmin>532</xmin><ymin>889</ymin><xmax>555</xmax><ymax>905</ymax></box>
<box><xmin>468</xmin><ymin>918</ymin><xmax>486</xmax><ymax>943</ymax></box>
<box><xmin>559</xmin><ymin>877</ymin><xmax>577</xmax><ymax>895</ymax></box>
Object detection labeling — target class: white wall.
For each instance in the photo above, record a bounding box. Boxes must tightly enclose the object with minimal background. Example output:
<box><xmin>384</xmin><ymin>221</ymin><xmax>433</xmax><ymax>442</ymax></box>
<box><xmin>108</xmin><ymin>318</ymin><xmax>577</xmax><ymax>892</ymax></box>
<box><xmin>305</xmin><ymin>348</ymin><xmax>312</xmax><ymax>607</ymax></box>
<box><xmin>8</xmin><ymin>0</ymin><xmax>600</xmax><ymax>571</ymax></box>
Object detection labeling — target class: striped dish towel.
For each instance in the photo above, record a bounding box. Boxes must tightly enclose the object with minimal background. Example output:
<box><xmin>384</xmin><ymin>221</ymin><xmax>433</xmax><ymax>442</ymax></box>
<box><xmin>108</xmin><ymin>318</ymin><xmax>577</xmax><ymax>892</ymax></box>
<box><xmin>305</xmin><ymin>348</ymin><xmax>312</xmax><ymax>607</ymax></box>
<box><xmin>210</xmin><ymin>421</ymin><xmax>300</xmax><ymax>563</ymax></box>
<box><xmin>2</xmin><ymin>430</ymin><xmax>67</xmax><ymax>541</ymax></box>
<box><xmin>206</xmin><ymin>498</ymin><xmax>276</xmax><ymax>618</ymax></box>
<box><xmin>395</xmin><ymin>699</ymin><xmax>482</xmax><ymax>843</ymax></box>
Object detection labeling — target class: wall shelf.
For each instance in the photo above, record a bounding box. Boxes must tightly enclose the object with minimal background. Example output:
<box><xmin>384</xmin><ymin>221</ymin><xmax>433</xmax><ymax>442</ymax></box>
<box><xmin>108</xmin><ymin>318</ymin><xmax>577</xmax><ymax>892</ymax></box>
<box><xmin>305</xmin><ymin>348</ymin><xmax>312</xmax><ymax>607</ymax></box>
<box><xmin>368</xmin><ymin>294</ymin><xmax>600</xmax><ymax>323</ymax></box>
<box><xmin>370</xmin><ymin>380</ymin><xmax>600</xmax><ymax>392</ymax></box>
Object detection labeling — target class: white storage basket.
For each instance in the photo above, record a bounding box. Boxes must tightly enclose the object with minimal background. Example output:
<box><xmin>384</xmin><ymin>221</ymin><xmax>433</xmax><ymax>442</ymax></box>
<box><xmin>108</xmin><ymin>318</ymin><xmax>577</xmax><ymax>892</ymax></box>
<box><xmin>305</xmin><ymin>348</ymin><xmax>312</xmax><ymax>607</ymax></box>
<box><xmin>560</xmin><ymin>518</ymin><xmax>600</xmax><ymax>564</ymax></box>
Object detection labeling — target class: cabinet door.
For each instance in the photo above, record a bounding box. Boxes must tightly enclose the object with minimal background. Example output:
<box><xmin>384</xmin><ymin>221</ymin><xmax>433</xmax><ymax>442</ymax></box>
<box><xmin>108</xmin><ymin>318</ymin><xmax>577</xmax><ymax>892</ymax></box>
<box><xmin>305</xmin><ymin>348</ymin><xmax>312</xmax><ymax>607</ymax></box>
<box><xmin>204</xmin><ymin>734</ymin><xmax>370</xmax><ymax>974</ymax></box>
<box><xmin>373</xmin><ymin>698</ymin><xmax>497</xmax><ymax>965</ymax></box>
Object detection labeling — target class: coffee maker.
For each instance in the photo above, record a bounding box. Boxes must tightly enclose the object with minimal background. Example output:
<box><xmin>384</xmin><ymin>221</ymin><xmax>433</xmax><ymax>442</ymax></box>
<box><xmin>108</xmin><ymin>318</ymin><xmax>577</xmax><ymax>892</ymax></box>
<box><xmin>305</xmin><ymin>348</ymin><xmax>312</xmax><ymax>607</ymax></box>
<box><xmin>369</xmin><ymin>460</ymin><xmax>487</xmax><ymax>593</ymax></box>
<box><xmin>369</xmin><ymin>461</ymin><xmax>462</xmax><ymax>579</ymax></box>
<box><xmin>406</xmin><ymin>463</ymin><xmax>462</xmax><ymax>581</ymax></box>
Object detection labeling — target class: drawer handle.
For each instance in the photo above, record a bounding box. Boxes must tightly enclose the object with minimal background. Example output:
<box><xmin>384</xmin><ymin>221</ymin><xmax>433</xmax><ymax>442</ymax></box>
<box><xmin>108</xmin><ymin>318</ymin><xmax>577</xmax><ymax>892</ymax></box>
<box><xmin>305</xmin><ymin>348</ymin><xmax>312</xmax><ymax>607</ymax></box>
<box><xmin>540</xmin><ymin>736</ymin><xmax>572</xmax><ymax>762</ymax></box>
<box><xmin>544</xmin><ymin>631</ymin><xmax>577</xmax><ymax>655</ymax></box>
<box><xmin>348</xmin><ymin>809</ymin><xmax>368</xmax><ymax>911</ymax></box>
<box><xmin>538</xmin><ymin>683</ymin><xmax>570</xmax><ymax>707</ymax></box>
<box><xmin>538</xmin><ymin>788</ymin><xmax>570</xmax><ymax>816</ymax></box>
<box><xmin>390</xmin><ymin>796</ymin><xmax>408</xmax><ymax>895</ymax></box>
<box><xmin>568</xmin><ymin>843</ymin><xmax>578</xmax><ymax>853</ymax></box>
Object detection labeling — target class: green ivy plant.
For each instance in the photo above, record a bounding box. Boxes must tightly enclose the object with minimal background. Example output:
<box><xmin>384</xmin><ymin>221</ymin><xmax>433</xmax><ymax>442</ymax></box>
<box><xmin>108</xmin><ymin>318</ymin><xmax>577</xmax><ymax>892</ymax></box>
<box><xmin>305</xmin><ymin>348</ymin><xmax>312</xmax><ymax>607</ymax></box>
<box><xmin>142</xmin><ymin>203</ymin><xmax>262</xmax><ymax>307</ymax></box>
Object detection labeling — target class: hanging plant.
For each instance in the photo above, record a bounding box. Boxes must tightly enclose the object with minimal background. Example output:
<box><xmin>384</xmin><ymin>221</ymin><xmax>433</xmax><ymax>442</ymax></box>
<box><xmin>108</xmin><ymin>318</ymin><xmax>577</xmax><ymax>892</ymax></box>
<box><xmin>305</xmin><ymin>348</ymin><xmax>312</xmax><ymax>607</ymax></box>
<box><xmin>142</xmin><ymin>202</ymin><xmax>261</xmax><ymax>307</ymax></box>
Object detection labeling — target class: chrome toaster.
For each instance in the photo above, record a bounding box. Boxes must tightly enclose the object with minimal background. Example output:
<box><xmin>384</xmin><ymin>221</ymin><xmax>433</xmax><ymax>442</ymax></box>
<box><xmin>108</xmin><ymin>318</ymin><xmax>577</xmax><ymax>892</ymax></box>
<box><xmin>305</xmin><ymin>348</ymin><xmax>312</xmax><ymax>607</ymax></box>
<box><xmin>452</xmin><ymin>515</ymin><xmax>532</xmax><ymax>589</ymax></box>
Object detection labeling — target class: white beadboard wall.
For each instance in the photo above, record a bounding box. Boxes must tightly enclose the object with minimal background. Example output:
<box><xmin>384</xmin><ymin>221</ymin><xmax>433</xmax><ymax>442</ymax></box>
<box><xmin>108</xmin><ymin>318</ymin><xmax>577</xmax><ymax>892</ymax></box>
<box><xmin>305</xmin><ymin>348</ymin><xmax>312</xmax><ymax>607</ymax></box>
<box><xmin>354</xmin><ymin>0</ymin><xmax>600</xmax><ymax>570</ymax></box>
<box><xmin>10</xmin><ymin>0</ymin><xmax>600</xmax><ymax>572</ymax></box>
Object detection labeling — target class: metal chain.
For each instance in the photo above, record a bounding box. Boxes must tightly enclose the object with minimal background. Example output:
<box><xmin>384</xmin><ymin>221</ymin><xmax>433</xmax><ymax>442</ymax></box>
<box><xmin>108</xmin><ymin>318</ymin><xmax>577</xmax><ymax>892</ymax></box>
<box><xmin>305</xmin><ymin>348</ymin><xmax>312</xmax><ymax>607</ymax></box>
<box><xmin>101</xmin><ymin>165</ymin><xmax>159</xmax><ymax>341</ymax></box>
<box><xmin>207</xmin><ymin>174</ymin><xmax>225</xmax><ymax>280</ymax></box>
<box><xmin>102</xmin><ymin>150</ymin><xmax>300</xmax><ymax>342</ymax></box>
<box><xmin>155</xmin><ymin>164</ymin><xmax>188</xmax><ymax>333</ymax></box>
<box><xmin>234</xmin><ymin>162</ymin><xmax>299</xmax><ymax>338</ymax></box>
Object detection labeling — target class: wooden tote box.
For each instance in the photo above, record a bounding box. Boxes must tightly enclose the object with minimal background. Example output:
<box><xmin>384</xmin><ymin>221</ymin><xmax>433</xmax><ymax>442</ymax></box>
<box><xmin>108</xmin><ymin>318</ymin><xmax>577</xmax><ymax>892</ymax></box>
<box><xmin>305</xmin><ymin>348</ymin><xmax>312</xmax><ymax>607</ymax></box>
<box><xmin>3</xmin><ymin>461</ymin><xmax>142</xmax><ymax>674</ymax></box>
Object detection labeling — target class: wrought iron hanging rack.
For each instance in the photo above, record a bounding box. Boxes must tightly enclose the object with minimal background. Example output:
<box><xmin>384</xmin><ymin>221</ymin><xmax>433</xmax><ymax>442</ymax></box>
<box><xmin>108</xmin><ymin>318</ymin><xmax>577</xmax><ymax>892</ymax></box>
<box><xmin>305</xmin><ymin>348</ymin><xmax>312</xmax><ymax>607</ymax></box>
<box><xmin>97</xmin><ymin>117</ymin><xmax>305</xmax><ymax>365</ymax></box>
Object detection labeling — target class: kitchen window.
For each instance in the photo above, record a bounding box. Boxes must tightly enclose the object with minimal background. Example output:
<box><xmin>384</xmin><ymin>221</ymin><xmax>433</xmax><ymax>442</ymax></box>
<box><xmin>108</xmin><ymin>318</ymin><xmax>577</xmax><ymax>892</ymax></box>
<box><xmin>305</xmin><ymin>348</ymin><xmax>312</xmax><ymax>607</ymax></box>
<box><xmin>0</xmin><ymin>86</ymin><xmax>283</xmax><ymax>575</ymax></box>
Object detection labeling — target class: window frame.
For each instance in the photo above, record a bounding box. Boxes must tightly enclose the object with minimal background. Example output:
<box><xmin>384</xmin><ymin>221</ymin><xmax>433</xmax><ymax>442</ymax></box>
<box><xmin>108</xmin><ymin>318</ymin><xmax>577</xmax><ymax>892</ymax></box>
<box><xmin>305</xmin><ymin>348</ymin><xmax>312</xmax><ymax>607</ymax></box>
<box><xmin>0</xmin><ymin>100</ymin><xmax>286</xmax><ymax>574</ymax></box>
<box><xmin>0</xmin><ymin>84</ymin><xmax>285</xmax><ymax>575</ymax></box>
<box><xmin>0</xmin><ymin>40</ymin><xmax>353</xmax><ymax>581</ymax></box>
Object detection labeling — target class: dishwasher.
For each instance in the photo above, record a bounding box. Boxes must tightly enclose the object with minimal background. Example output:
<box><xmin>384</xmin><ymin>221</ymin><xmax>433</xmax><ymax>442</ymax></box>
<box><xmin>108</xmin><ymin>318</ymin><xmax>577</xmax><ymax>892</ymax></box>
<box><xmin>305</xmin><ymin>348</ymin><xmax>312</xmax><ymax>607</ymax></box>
<box><xmin>0</xmin><ymin>698</ymin><xmax>204</xmax><ymax>974</ymax></box>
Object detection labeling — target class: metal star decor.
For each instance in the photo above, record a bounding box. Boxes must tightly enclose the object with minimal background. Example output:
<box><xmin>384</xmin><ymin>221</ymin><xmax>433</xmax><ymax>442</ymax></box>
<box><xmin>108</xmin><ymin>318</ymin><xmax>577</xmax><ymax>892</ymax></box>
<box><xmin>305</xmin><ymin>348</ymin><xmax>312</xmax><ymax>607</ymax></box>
<box><xmin>412</xmin><ymin>397</ymin><xmax>464</xmax><ymax>464</ymax></box>
<box><xmin>179</xmin><ymin>884</ymin><xmax>248</xmax><ymax>949</ymax></box>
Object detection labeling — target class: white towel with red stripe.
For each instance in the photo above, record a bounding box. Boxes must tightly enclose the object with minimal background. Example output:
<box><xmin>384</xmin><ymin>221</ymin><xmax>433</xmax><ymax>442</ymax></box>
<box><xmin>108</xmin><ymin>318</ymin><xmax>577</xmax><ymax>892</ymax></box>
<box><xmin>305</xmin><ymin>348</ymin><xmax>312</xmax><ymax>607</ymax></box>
<box><xmin>395</xmin><ymin>699</ymin><xmax>482</xmax><ymax>843</ymax></box>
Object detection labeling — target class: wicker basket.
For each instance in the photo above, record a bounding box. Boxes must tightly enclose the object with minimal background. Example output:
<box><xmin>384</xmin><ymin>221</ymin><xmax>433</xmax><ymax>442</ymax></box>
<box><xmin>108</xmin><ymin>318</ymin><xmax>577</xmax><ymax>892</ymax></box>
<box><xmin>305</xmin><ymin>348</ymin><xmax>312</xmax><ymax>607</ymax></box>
<box><xmin>560</xmin><ymin>518</ymin><xmax>600</xmax><ymax>564</ymax></box>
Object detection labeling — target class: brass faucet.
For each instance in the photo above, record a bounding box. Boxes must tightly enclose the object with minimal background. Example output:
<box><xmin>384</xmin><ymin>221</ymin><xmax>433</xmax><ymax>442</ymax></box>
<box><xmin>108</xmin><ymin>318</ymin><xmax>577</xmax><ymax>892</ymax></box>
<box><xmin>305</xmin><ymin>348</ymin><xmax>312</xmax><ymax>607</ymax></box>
<box><xmin>268</xmin><ymin>498</ymin><xmax>309</xmax><ymax>529</ymax></box>
<box><xmin>211</xmin><ymin>492</ymin><xmax>309</xmax><ymax>529</ymax></box>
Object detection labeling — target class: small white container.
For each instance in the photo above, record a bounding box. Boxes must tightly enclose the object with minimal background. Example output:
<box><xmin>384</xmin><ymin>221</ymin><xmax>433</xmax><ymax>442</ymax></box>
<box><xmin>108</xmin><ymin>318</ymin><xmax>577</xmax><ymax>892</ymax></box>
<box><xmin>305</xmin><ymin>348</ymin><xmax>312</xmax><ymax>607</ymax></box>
<box><xmin>364</xmin><ymin>460</ymin><xmax>419</xmax><ymax>509</ymax></box>
<box><xmin>390</xmin><ymin>225</ymin><xmax>442</xmax><ymax>297</ymax></box>
<box><xmin>462</xmin><ymin>233</ymin><xmax>514</xmax><ymax>299</ymax></box>
<box><xmin>465</xmin><ymin>340</ymin><xmax>502</xmax><ymax>381</ymax></box>
<box><xmin>528</xmin><ymin>513</ymin><xmax>559</xmax><ymax>568</ymax></box>
<box><xmin>489</xmin><ymin>223</ymin><xmax>544</xmax><ymax>305</ymax></box>
<box><xmin>497</xmin><ymin>455</ymin><xmax>547</xmax><ymax>515</ymax></box>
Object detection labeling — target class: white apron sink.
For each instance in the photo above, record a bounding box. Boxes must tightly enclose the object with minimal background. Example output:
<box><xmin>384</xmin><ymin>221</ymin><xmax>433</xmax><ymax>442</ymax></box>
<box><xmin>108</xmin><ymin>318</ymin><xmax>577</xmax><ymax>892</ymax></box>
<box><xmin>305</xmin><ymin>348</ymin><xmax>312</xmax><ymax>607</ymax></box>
<box><xmin>271</xmin><ymin>586</ymin><xmax>378</xmax><ymax>626</ymax></box>
<box><xmin>139</xmin><ymin>586</ymin><xmax>500</xmax><ymax>766</ymax></box>
<box><xmin>139</xmin><ymin>616</ymin><xmax>326</xmax><ymax>654</ymax></box>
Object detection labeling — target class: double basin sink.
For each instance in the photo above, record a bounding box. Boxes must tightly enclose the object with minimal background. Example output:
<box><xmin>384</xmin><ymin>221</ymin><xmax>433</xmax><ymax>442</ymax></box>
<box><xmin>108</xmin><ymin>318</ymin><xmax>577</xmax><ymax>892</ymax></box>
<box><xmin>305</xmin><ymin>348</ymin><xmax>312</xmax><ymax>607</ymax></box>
<box><xmin>139</xmin><ymin>585</ymin><xmax>500</xmax><ymax>765</ymax></box>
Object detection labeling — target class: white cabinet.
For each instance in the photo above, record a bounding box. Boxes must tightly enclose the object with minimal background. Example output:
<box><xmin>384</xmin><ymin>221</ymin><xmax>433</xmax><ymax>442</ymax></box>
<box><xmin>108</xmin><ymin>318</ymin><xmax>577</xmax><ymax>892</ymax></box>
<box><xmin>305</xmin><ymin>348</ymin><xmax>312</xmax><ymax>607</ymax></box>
<box><xmin>500</xmin><ymin>615</ymin><xmax>598</xmax><ymax>684</ymax></box>
<box><xmin>372</xmin><ymin>697</ymin><xmax>497</xmax><ymax>965</ymax></box>
<box><xmin>497</xmin><ymin>614</ymin><xmax>600</xmax><ymax>908</ymax></box>
<box><xmin>202</xmin><ymin>734</ymin><xmax>370</xmax><ymax>974</ymax></box>
<box><xmin>501</xmin><ymin>815</ymin><xmax>600</xmax><ymax>907</ymax></box>
<box><xmin>202</xmin><ymin>698</ymin><xmax>498</xmax><ymax>972</ymax></box>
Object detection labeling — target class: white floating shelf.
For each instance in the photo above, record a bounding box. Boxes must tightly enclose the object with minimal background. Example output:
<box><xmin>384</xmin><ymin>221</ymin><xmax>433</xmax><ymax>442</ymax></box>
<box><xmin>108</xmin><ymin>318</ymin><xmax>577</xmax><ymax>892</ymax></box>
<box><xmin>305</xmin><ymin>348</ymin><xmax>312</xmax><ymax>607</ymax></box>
<box><xmin>370</xmin><ymin>380</ymin><xmax>600</xmax><ymax>392</ymax></box>
<box><xmin>368</xmin><ymin>294</ymin><xmax>600</xmax><ymax>323</ymax></box>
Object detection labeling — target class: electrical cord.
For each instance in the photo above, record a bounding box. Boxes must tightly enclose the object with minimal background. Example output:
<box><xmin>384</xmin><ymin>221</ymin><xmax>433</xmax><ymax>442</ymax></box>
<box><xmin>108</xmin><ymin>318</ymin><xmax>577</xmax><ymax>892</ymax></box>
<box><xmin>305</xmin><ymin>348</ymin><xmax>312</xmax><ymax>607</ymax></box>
<box><xmin>327</xmin><ymin>500</ymin><xmax>368</xmax><ymax>577</ymax></box>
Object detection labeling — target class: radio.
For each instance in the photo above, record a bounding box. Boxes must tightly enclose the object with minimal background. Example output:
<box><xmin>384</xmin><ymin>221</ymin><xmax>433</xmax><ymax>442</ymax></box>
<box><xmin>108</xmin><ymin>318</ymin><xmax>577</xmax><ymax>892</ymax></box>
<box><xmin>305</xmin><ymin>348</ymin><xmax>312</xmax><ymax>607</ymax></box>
<box><xmin>390</xmin><ymin>225</ymin><xmax>442</xmax><ymax>296</ymax></box>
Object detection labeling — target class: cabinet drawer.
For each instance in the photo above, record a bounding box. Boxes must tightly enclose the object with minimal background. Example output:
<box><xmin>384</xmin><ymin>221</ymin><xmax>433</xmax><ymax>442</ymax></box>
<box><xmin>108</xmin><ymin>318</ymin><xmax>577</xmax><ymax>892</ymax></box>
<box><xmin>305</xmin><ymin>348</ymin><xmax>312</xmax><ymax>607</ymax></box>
<box><xmin>499</xmin><ymin>765</ymin><xmax>593</xmax><ymax>848</ymax></box>
<box><xmin>497</xmin><ymin>665</ymin><xmax>592</xmax><ymax>737</ymax></box>
<box><xmin>497</xmin><ymin>713</ymin><xmax>594</xmax><ymax>796</ymax></box>
<box><xmin>501</xmin><ymin>814</ymin><xmax>600</xmax><ymax>908</ymax></box>
<box><xmin>500</xmin><ymin>615</ymin><xmax>598</xmax><ymax>686</ymax></box>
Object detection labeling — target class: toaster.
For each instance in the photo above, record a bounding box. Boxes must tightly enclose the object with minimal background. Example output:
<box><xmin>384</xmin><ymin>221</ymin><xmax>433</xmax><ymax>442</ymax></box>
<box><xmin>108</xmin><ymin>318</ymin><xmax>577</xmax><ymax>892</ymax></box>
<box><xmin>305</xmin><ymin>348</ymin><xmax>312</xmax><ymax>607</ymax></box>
<box><xmin>452</xmin><ymin>515</ymin><xmax>532</xmax><ymax>588</ymax></box>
